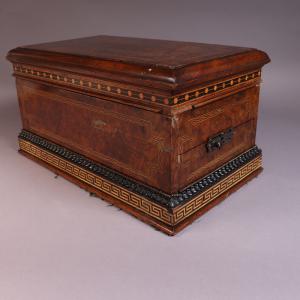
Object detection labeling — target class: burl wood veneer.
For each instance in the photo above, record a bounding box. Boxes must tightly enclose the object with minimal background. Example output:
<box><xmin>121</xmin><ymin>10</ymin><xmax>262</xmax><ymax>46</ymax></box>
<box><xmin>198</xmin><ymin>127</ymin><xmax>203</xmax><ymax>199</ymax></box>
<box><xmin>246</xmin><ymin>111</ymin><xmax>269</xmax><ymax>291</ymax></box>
<box><xmin>7</xmin><ymin>35</ymin><xmax>270</xmax><ymax>235</ymax></box>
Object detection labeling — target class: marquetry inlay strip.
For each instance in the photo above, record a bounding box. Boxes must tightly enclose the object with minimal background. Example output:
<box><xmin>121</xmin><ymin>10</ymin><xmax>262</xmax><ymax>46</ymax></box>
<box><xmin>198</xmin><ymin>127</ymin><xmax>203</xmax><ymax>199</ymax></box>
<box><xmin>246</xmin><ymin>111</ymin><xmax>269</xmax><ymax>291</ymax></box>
<box><xmin>19</xmin><ymin>132</ymin><xmax>262</xmax><ymax>226</ymax></box>
<box><xmin>173</xmin><ymin>155</ymin><xmax>262</xmax><ymax>224</ymax></box>
<box><xmin>19</xmin><ymin>139</ymin><xmax>174</xmax><ymax>225</ymax></box>
<box><xmin>13</xmin><ymin>64</ymin><xmax>261</xmax><ymax>106</ymax></box>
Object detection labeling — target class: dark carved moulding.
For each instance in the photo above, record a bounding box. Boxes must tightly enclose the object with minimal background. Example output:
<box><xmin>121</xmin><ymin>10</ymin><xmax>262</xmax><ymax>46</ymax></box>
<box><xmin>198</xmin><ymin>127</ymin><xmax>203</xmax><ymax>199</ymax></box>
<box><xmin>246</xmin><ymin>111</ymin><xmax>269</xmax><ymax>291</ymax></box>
<box><xmin>18</xmin><ymin>130</ymin><xmax>261</xmax><ymax>211</ymax></box>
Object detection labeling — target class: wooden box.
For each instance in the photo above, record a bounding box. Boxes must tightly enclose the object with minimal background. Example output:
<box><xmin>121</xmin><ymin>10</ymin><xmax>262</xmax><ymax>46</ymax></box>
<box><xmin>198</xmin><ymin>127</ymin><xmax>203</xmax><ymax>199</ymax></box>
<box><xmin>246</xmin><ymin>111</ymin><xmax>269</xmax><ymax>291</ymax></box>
<box><xmin>7</xmin><ymin>36</ymin><xmax>270</xmax><ymax>235</ymax></box>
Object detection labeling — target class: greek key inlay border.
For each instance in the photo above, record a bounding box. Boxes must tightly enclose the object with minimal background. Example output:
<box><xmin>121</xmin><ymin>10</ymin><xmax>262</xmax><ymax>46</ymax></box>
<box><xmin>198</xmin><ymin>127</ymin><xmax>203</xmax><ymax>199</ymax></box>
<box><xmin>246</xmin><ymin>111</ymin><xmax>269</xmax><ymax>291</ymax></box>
<box><xmin>18</xmin><ymin>132</ymin><xmax>262</xmax><ymax>226</ymax></box>
<box><xmin>173</xmin><ymin>156</ymin><xmax>262</xmax><ymax>224</ymax></box>
<box><xmin>19</xmin><ymin>139</ymin><xmax>173</xmax><ymax>225</ymax></box>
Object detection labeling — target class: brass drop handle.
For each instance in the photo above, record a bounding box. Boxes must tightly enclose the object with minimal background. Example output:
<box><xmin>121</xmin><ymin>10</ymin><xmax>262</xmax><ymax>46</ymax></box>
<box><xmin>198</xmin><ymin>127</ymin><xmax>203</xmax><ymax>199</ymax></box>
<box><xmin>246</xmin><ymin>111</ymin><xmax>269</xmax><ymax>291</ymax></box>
<box><xmin>206</xmin><ymin>128</ymin><xmax>233</xmax><ymax>152</ymax></box>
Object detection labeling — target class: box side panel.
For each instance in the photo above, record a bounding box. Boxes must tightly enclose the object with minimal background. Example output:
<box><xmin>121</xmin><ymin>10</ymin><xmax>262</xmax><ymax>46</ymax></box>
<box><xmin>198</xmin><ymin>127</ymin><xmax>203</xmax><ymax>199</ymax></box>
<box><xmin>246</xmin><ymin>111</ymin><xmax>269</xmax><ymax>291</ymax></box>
<box><xmin>175</xmin><ymin>86</ymin><xmax>260</xmax><ymax>190</ymax></box>
<box><xmin>179</xmin><ymin>119</ymin><xmax>256</xmax><ymax>187</ymax></box>
<box><xmin>16</xmin><ymin>78</ymin><xmax>172</xmax><ymax>193</ymax></box>
<box><xmin>177</xmin><ymin>86</ymin><xmax>259</xmax><ymax>153</ymax></box>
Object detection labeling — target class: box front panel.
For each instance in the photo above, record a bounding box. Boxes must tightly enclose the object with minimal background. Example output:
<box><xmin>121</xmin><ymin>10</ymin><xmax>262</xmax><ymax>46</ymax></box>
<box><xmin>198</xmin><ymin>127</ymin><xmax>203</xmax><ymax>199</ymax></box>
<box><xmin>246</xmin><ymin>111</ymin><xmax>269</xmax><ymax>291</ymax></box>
<box><xmin>16</xmin><ymin>78</ymin><xmax>172</xmax><ymax>192</ymax></box>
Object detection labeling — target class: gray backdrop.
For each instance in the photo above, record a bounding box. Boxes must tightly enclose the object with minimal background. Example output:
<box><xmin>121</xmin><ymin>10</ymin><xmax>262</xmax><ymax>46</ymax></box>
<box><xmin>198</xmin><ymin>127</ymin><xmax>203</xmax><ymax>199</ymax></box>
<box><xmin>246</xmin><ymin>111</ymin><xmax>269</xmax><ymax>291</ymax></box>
<box><xmin>0</xmin><ymin>1</ymin><xmax>299</xmax><ymax>299</ymax></box>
